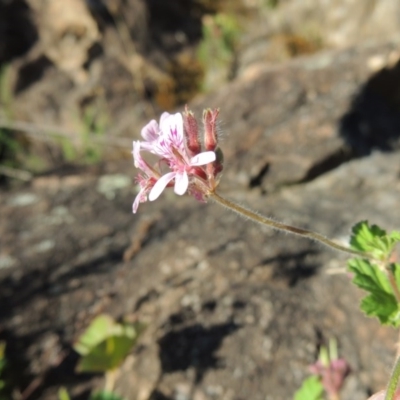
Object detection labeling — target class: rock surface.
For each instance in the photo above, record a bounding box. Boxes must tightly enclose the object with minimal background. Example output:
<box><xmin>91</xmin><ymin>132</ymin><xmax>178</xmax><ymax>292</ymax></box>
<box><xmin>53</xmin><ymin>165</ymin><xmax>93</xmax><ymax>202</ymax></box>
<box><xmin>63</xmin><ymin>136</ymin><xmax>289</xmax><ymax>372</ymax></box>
<box><xmin>1</xmin><ymin>33</ymin><xmax>400</xmax><ymax>400</ymax></box>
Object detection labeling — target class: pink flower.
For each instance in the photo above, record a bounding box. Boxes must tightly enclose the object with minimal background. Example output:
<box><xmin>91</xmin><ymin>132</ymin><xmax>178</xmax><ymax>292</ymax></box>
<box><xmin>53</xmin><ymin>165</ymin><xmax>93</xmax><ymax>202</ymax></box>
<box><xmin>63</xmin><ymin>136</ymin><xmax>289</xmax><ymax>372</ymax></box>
<box><xmin>132</xmin><ymin>110</ymin><xmax>221</xmax><ymax>213</ymax></box>
<box><xmin>132</xmin><ymin>141</ymin><xmax>160</xmax><ymax>213</ymax></box>
<box><xmin>309</xmin><ymin>341</ymin><xmax>350</xmax><ymax>400</ymax></box>
<box><xmin>309</xmin><ymin>358</ymin><xmax>350</xmax><ymax>398</ymax></box>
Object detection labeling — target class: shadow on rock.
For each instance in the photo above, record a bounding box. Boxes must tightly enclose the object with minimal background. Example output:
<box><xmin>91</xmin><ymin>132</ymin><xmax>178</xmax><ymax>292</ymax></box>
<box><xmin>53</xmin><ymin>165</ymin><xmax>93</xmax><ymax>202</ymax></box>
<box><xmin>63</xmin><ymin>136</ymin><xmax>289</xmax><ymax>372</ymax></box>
<box><xmin>340</xmin><ymin>59</ymin><xmax>400</xmax><ymax>155</ymax></box>
<box><xmin>158</xmin><ymin>322</ymin><xmax>239</xmax><ymax>384</ymax></box>
<box><xmin>0</xmin><ymin>0</ymin><xmax>38</xmax><ymax>64</ymax></box>
<box><xmin>261</xmin><ymin>249</ymin><xmax>320</xmax><ymax>287</ymax></box>
<box><xmin>0</xmin><ymin>327</ymin><xmax>88</xmax><ymax>400</ymax></box>
<box><xmin>0</xmin><ymin>245</ymin><xmax>123</xmax><ymax>323</ymax></box>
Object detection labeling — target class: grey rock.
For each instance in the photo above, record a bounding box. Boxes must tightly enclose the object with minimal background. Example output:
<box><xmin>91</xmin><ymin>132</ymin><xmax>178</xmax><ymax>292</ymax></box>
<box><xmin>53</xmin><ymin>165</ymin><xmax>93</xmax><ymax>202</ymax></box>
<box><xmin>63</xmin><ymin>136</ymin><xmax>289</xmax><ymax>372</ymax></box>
<box><xmin>1</xmin><ymin>39</ymin><xmax>400</xmax><ymax>400</ymax></box>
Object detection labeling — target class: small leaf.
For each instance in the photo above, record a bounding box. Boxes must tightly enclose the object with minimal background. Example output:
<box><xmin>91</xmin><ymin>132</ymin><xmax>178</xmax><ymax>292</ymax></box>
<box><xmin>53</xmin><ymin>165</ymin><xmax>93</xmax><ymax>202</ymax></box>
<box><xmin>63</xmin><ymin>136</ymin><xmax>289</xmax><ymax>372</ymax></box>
<box><xmin>58</xmin><ymin>387</ymin><xmax>71</xmax><ymax>400</ymax></box>
<box><xmin>74</xmin><ymin>315</ymin><xmax>145</xmax><ymax>373</ymax></box>
<box><xmin>76</xmin><ymin>334</ymin><xmax>137</xmax><ymax>373</ymax></box>
<box><xmin>350</xmin><ymin>222</ymin><xmax>400</xmax><ymax>260</ymax></box>
<box><xmin>294</xmin><ymin>376</ymin><xmax>324</xmax><ymax>400</ymax></box>
<box><xmin>90</xmin><ymin>391</ymin><xmax>125</xmax><ymax>400</ymax></box>
<box><xmin>390</xmin><ymin>231</ymin><xmax>400</xmax><ymax>243</ymax></box>
<box><xmin>74</xmin><ymin>315</ymin><xmax>116</xmax><ymax>356</ymax></box>
<box><xmin>350</xmin><ymin>221</ymin><xmax>388</xmax><ymax>257</ymax></box>
<box><xmin>348</xmin><ymin>258</ymin><xmax>400</xmax><ymax>326</ymax></box>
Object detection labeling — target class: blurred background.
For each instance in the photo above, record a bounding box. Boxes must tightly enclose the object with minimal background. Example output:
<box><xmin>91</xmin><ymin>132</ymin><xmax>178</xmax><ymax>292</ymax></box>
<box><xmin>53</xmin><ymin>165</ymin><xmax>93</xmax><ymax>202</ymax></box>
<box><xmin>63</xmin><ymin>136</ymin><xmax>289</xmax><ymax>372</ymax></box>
<box><xmin>1</xmin><ymin>0</ymin><xmax>400</xmax><ymax>180</ymax></box>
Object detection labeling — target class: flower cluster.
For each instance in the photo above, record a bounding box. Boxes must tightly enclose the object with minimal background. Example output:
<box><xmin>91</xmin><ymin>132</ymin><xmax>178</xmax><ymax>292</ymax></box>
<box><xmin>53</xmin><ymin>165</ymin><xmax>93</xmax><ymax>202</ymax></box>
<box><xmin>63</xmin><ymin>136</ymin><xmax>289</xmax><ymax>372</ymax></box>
<box><xmin>132</xmin><ymin>108</ymin><xmax>223</xmax><ymax>213</ymax></box>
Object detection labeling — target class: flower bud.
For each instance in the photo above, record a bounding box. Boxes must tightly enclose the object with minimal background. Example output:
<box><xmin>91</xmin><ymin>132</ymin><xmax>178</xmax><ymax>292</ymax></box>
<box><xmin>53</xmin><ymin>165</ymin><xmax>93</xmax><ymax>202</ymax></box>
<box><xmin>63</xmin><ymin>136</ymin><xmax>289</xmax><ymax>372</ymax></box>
<box><xmin>183</xmin><ymin>106</ymin><xmax>201</xmax><ymax>156</ymax></box>
<box><xmin>203</xmin><ymin>108</ymin><xmax>219</xmax><ymax>151</ymax></box>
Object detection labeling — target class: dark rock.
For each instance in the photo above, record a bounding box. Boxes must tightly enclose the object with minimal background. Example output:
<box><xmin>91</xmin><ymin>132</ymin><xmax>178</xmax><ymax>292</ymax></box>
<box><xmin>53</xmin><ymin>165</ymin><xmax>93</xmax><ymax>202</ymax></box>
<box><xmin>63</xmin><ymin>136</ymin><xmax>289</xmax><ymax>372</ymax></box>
<box><xmin>2</xmin><ymin>32</ymin><xmax>400</xmax><ymax>400</ymax></box>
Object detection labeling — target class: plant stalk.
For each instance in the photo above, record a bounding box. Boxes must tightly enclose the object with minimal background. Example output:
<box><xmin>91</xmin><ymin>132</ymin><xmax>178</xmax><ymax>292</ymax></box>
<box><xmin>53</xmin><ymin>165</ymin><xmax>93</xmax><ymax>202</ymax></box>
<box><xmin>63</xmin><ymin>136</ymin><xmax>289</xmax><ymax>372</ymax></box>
<box><xmin>208</xmin><ymin>191</ymin><xmax>377</xmax><ymax>261</ymax></box>
<box><xmin>385</xmin><ymin>356</ymin><xmax>400</xmax><ymax>400</ymax></box>
<box><xmin>388</xmin><ymin>269</ymin><xmax>400</xmax><ymax>305</ymax></box>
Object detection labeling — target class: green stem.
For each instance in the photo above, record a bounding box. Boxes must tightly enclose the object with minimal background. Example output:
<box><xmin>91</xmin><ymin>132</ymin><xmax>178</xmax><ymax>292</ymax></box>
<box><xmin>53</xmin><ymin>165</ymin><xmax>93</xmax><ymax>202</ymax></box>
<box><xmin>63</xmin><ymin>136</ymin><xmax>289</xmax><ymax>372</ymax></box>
<box><xmin>208</xmin><ymin>191</ymin><xmax>377</xmax><ymax>261</ymax></box>
<box><xmin>385</xmin><ymin>356</ymin><xmax>400</xmax><ymax>400</ymax></box>
<box><xmin>388</xmin><ymin>269</ymin><xmax>400</xmax><ymax>305</ymax></box>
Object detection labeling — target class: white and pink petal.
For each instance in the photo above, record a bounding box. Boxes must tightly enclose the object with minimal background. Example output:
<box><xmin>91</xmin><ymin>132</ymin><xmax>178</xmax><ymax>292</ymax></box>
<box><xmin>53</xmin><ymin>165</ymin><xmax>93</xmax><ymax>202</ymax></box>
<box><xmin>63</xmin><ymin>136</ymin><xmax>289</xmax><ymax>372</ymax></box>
<box><xmin>141</xmin><ymin>119</ymin><xmax>159</xmax><ymax>142</ymax></box>
<box><xmin>174</xmin><ymin>171</ymin><xmax>189</xmax><ymax>195</ymax></box>
<box><xmin>190</xmin><ymin>151</ymin><xmax>216</xmax><ymax>166</ymax></box>
<box><xmin>149</xmin><ymin>172</ymin><xmax>176</xmax><ymax>201</ymax></box>
<box><xmin>160</xmin><ymin>113</ymin><xmax>186</xmax><ymax>154</ymax></box>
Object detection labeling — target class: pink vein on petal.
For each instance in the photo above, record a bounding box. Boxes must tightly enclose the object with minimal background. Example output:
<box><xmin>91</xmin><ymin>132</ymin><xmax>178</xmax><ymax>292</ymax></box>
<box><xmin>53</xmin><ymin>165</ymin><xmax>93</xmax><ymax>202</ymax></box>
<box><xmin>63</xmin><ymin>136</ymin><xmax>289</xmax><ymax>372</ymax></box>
<box><xmin>141</xmin><ymin>119</ymin><xmax>159</xmax><ymax>142</ymax></box>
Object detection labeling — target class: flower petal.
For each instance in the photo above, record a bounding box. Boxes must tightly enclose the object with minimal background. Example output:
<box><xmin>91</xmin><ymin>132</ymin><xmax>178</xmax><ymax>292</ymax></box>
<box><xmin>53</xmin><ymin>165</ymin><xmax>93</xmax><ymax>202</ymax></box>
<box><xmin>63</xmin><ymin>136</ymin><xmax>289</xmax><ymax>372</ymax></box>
<box><xmin>132</xmin><ymin>141</ymin><xmax>143</xmax><ymax>167</ymax></box>
<box><xmin>133</xmin><ymin>141</ymin><xmax>156</xmax><ymax>177</ymax></box>
<box><xmin>159</xmin><ymin>112</ymin><xmax>172</xmax><ymax>126</ymax></box>
<box><xmin>160</xmin><ymin>113</ymin><xmax>185</xmax><ymax>153</ymax></box>
<box><xmin>132</xmin><ymin>192</ymin><xmax>142</xmax><ymax>213</ymax></box>
<box><xmin>141</xmin><ymin>119</ymin><xmax>159</xmax><ymax>142</ymax></box>
<box><xmin>149</xmin><ymin>172</ymin><xmax>176</xmax><ymax>201</ymax></box>
<box><xmin>190</xmin><ymin>151</ymin><xmax>216</xmax><ymax>166</ymax></box>
<box><xmin>174</xmin><ymin>171</ymin><xmax>189</xmax><ymax>195</ymax></box>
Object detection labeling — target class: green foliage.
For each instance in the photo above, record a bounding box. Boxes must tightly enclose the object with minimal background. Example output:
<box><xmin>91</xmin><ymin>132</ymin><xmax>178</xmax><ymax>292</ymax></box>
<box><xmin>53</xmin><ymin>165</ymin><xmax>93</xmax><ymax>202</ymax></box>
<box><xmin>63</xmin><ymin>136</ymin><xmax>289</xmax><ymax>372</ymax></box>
<box><xmin>0</xmin><ymin>65</ymin><xmax>22</xmax><ymax>170</ymax></box>
<box><xmin>0</xmin><ymin>65</ymin><xmax>12</xmax><ymax>113</ymax></box>
<box><xmin>59</xmin><ymin>388</ymin><xmax>125</xmax><ymax>400</ymax></box>
<box><xmin>350</xmin><ymin>221</ymin><xmax>400</xmax><ymax>260</ymax></box>
<box><xmin>90</xmin><ymin>391</ymin><xmax>125</xmax><ymax>400</ymax></box>
<box><xmin>197</xmin><ymin>13</ymin><xmax>241</xmax><ymax>91</ymax></box>
<box><xmin>293</xmin><ymin>376</ymin><xmax>324</xmax><ymax>400</ymax></box>
<box><xmin>264</xmin><ymin>0</ymin><xmax>280</xmax><ymax>8</ymax></box>
<box><xmin>58</xmin><ymin>387</ymin><xmax>72</xmax><ymax>400</ymax></box>
<box><xmin>348</xmin><ymin>258</ymin><xmax>400</xmax><ymax>326</ymax></box>
<box><xmin>0</xmin><ymin>342</ymin><xmax>9</xmax><ymax>400</ymax></box>
<box><xmin>348</xmin><ymin>221</ymin><xmax>400</xmax><ymax>326</ymax></box>
<box><xmin>60</xmin><ymin>104</ymin><xmax>108</xmax><ymax>164</ymax></box>
<box><xmin>58</xmin><ymin>135</ymin><xmax>78</xmax><ymax>162</ymax></box>
<box><xmin>79</xmin><ymin>105</ymin><xmax>108</xmax><ymax>164</ymax></box>
<box><xmin>74</xmin><ymin>314</ymin><xmax>144</xmax><ymax>373</ymax></box>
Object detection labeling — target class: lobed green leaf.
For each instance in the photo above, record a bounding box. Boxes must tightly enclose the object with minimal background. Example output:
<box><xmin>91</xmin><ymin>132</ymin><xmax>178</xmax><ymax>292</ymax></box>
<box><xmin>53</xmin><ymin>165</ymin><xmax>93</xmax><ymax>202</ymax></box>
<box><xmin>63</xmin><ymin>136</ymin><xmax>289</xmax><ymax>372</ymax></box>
<box><xmin>348</xmin><ymin>258</ymin><xmax>400</xmax><ymax>326</ymax></box>
<box><xmin>350</xmin><ymin>222</ymin><xmax>400</xmax><ymax>260</ymax></box>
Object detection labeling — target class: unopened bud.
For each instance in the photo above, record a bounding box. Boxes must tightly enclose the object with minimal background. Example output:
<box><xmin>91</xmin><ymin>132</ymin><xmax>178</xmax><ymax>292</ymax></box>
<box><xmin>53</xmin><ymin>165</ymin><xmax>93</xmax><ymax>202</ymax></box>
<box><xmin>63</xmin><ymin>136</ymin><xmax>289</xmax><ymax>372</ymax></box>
<box><xmin>203</xmin><ymin>108</ymin><xmax>219</xmax><ymax>151</ymax></box>
<box><xmin>183</xmin><ymin>106</ymin><xmax>201</xmax><ymax>156</ymax></box>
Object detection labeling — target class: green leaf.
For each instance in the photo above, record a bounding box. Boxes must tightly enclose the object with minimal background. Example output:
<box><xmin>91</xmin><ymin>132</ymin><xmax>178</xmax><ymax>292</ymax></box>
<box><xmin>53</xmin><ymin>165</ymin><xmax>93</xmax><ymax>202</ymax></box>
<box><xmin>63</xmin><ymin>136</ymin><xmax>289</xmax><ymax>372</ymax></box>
<box><xmin>348</xmin><ymin>258</ymin><xmax>400</xmax><ymax>326</ymax></box>
<box><xmin>0</xmin><ymin>342</ymin><xmax>6</xmax><ymax>374</ymax></box>
<box><xmin>390</xmin><ymin>231</ymin><xmax>400</xmax><ymax>242</ymax></box>
<box><xmin>294</xmin><ymin>376</ymin><xmax>324</xmax><ymax>400</ymax></box>
<box><xmin>74</xmin><ymin>314</ymin><xmax>145</xmax><ymax>373</ymax></box>
<box><xmin>77</xmin><ymin>335</ymin><xmax>136</xmax><ymax>373</ymax></box>
<box><xmin>74</xmin><ymin>315</ymin><xmax>117</xmax><ymax>356</ymax></box>
<box><xmin>90</xmin><ymin>391</ymin><xmax>124</xmax><ymax>400</ymax></box>
<box><xmin>350</xmin><ymin>222</ymin><xmax>400</xmax><ymax>260</ymax></box>
<box><xmin>58</xmin><ymin>387</ymin><xmax>71</xmax><ymax>400</ymax></box>
<box><xmin>350</xmin><ymin>221</ymin><xmax>387</xmax><ymax>257</ymax></box>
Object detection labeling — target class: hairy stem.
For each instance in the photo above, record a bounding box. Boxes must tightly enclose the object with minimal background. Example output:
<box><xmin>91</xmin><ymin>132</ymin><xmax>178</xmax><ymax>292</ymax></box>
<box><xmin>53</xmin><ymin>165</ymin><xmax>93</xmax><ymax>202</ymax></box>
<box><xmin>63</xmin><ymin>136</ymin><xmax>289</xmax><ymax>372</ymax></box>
<box><xmin>209</xmin><ymin>191</ymin><xmax>377</xmax><ymax>261</ymax></box>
